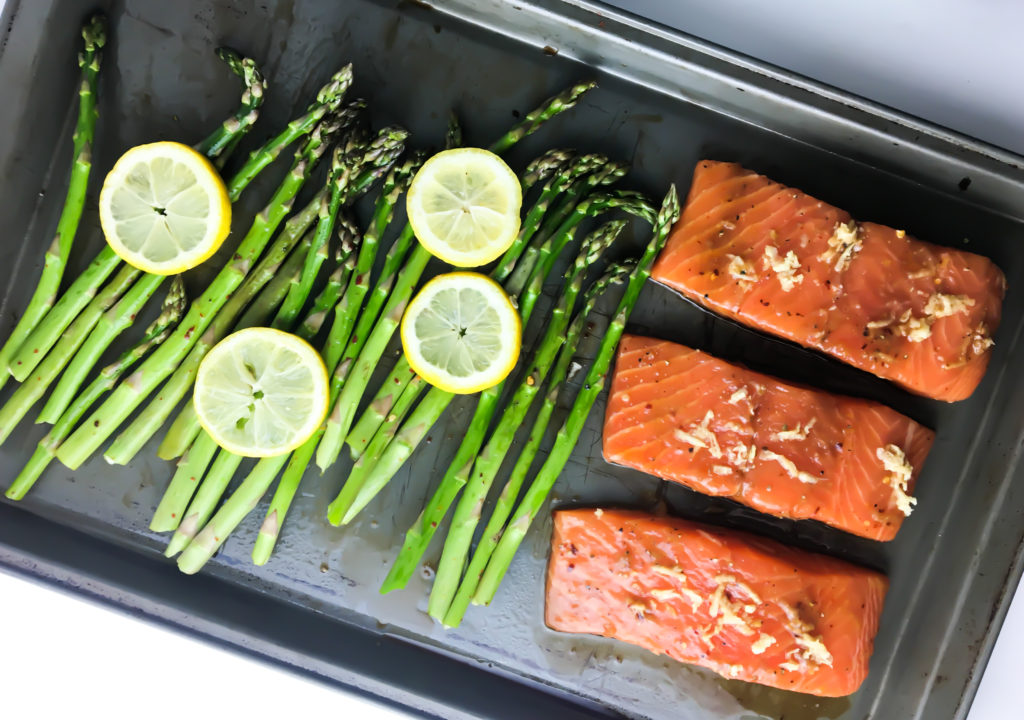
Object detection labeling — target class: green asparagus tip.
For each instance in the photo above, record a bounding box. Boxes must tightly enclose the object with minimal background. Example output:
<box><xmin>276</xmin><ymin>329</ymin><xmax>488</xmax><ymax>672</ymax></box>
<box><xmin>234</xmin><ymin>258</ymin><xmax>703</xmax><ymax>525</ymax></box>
<box><xmin>215</xmin><ymin>47</ymin><xmax>244</xmax><ymax>74</ymax></box>
<box><xmin>591</xmin><ymin>189</ymin><xmax>658</xmax><ymax>225</ymax></box>
<box><xmin>583</xmin><ymin>220</ymin><xmax>627</xmax><ymax>263</ymax></box>
<box><xmin>317</xmin><ymin>63</ymin><xmax>355</xmax><ymax>110</ymax></box>
<box><xmin>82</xmin><ymin>15</ymin><xmax>107</xmax><ymax>52</ymax></box>
<box><xmin>523</xmin><ymin>148</ymin><xmax>574</xmax><ymax>190</ymax></box>
<box><xmin>657</xmin><ymin>184</ymin><xmax>681</xmax><ymax>231</ymax></box>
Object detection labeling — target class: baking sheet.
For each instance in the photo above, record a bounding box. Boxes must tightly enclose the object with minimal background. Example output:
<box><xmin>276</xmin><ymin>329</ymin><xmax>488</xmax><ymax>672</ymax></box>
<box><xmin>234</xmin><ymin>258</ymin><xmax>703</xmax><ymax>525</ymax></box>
<box><xmin>1</xmin><ymin>1</ymin><xmax>1023</xmax><ymax>718</ymax></box>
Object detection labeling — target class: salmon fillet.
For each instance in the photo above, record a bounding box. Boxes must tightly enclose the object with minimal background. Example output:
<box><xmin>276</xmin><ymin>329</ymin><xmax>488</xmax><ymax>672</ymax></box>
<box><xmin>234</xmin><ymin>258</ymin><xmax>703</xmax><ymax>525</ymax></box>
<box><xmin>603</xmin><ymin>335</ymin><xmax>934</xmax><ymax>541</ymax></box>
<box><xmin>651</xmin><ymin>160</ymin><xmax>1006</xmax><ymax>402</ymax></box>
<box><xmin>545</xmin><ymin>508</ymin><xmax>888</xmax><ymax>697</ymax></box>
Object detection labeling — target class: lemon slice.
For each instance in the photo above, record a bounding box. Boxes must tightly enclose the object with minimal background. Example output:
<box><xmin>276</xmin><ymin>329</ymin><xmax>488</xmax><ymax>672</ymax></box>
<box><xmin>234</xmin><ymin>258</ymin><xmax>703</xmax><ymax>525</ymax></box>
<box><xmin>193</xmin><ymin>328</ymin><xmax>329</xmax><ymax>457</ymax></box>
<box><xmin>401</xmin><ymin>272</ymin><xmax>521</xmax><ymax>394</ymax></box>
<box><xmin>99</xmin><ymin>141</ymin><xmax>231</xmax><ymax>275</ymax></box>
<box><xmin>406</xmin><ymin>147</ymin><xmax>522</xmax><ymax>267</ymax></box>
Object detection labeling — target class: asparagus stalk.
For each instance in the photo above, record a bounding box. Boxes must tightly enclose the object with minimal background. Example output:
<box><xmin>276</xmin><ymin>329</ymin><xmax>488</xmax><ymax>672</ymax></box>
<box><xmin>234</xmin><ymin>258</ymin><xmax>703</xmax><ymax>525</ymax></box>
<box><xmin>224</xmin><ymin>65</ymin><xmax>353</xmax><ymax>202</ymax></box>
<box><xmin>0</xmin><ymin>264</ymin><xmax>140</xmax><ymax>444</ymax></box>
<box><xmin>149</xmin><ymin>229</ymin><xmax>317</xmax><ymax>527</ymax></box>
<box><xmin>176</xmin><ymin>453</ymin><xmax>289</xmax><ymax>574</ymax></box>
<box><xmin>472</xmin><ymin>185</ymin><xmax>680</xmax><ymax>607</ymax></box>
<box><xmin>342</xmin><ymin>151</ymin><xmax>597</xmax><ymax>461</ymax></box>
<box><xmin>164</xmin><ymin>447</ymin><xmax>244</xmax><ymax>557</ymax></box>
<box><xmin>296</xmin><ymin>215</ymin><xmax>359</xmax><ymax>340</ymax></box>
<box><xmin>6</xmin><ymin>61</ymin><xmax>334</xmax><ymax>384</ymax></box>
<box><xmin>386</xmin><ymin>222</ymin><xmax>624</xmax><ymax>602</ymax></box>
<box><xmin>6</xmin><ymin>278</ymin><xmax>186</xmax><ymax>501</ymax></box>
<box><xmin>0</xmin><ymin>16</ymin><xmax>106</xmax><ymax>391</ymax></box>
<box><xmin>442</xmin><ymin>262</ymin><xmax>633</xmax><ymax>626</ymax></box>
<box><xmin>151</xmin><ymin>431</ymin><xmax>220</xmax><ymax>533</ymax></box>
<box><xmin>277</xmin><ymin>126</ymin><xmax>409</xmax><ymax>330</ymax></box>
<box><xmin>330</xmin><ymin>184</ymin><xmax>649</xmax><ymax>522</ymax></box>
<box><xmin>195</xmin><ymin>48</ymin><xmax>267</xmax><ymax>165</ymax></box>
<box><xmin>487</xmin><ymin>81</ymin><xmax>595</xmax><ymax>155</ymax></box>
<box><xmin>106</xmin><ymin>194</ymin><xmax>326</xmax><ymax>465</ymax></box>
<box><xmin>314</xmin><ymin>84</ymin><xmax>598</xmax><ymax>471</ymax></box>
<box><xmin>56</xmin><ymin>109</ymin><xmax>346</xmax><ymax>470</ymax></box>
<box><xmin>248</xmin><ymin>157</ymin><xmax>420</xmax><ymax>564</ymax></box>
<box><xmin>36</xmin><ymin>272</ymin><xmax>165</xmax><ymax>424</ymax></box>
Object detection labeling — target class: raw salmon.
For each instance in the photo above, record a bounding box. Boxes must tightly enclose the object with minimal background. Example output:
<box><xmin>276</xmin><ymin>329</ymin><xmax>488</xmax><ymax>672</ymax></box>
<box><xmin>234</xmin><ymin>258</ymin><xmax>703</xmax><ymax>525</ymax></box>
<box><xmin>603</xmin><ymin>335</ymin><xmax>934</xmax><ymax>541</ymax></box>
<box><xmin>651</xmin><ymin>160</ymin><xmax>1005</xmax><ymax>402</ymax></box>
<box><xmin>545</xmin><ymin>508</ymin><xmax>888</xmax><ymax>697</ymax></box>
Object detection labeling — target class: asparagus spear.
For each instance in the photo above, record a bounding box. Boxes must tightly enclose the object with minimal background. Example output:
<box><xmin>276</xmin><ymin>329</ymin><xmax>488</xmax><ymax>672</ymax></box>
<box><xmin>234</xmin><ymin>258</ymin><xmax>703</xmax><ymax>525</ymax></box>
<box><xmin>55</xmin><ymin>107</ymin><xmax>347</xmax><ymax>470</ymax></box>
<box><xmin>5</xmin><ymin>59</ymin><xmax>327</xmax><ymax>384</ymax></box>
<box><xmin>149</xmin><ymin>230</ymin><xmax>317</xmax><ymax>529</ymax></box>
<box><xmin>0</xmin><ymin>16</ymin><xmax>106</xmax><ymax>392</ymax></box>
<box><xmin>442</xmin><ymin>262</ymin><xmax>633</xmax><ymax>626</ymax></box>
<box><xmin>0</xmin><ymin>264</ymin><xmax>139</xmax><ymax>444</ymax></box>
<box><xmin>276</xmin><ymin>126</ymin><xmax>409</xmax><ymax>330</ymax></box>
<box><xmin>176</xmin><ymin>453</ymin><xmax>289</xmax><ymax>574</ymax></box>
<box><xmin>5</xmin><ymin>278</ymin><xmax>186</xmax><ymax>501</ymax></box>
<box><xmin>341</xmin><ymin>152</ymin><xmax>602</xmax><ymax>462</ymax></box>
<box><xmin>104</xmin><ymin>194</ymin><xmax>326</xmax><ymax>465</ymax></box>
<box><xmin>35</xmin><ymin>272</ymin><xmax>166</xmax><ymax>424</ymax></box>
<box><xmin>248</xmin><ymin>158</ymin><xmax>420</xmax><ymax>564</ymax></box>
<box><xmin>314</xmin><ymin>84</ymin><xmax>598</xmax><ymax>472</ymax></box>
<box><xmin>224</xmin><ymin>65</ymin><xmax>353</xmax><ymax>202</ymax></box>
<box><xmin>472</xmin><ymin>185</ymin><xmax>680</xmax><ymax>607</ymax></box>
<box><xmin>195</xmin><ymin>48</ymin><xmax>267</xmax><ymax>165</ymax></box>
<box><xmin>384</xmin><ymin>222</ymin><xmax>624</xmax><ymax>601</ymax></box>
<box><xmin>330</xmin><ymin>187</ymin><xmax>653</xmax><ymax>523</ymax></box>
<box><xmin>164</xmin><ymin>447</ymin><xmax>244</xmax><ymax>557</ymax></box>
<box><xmin>297</xmin><ymin>214</ymin><xmax>359</xmax><ymax>340</ymax></box>
<box><xmin>173</xmin><ymin>83</ymin><xmax>597</xmax><ymax>572</ymax></box>
<box><xmin>488</xmin><ymin>81</ymin><xmax>595</xmax><ymax>155</ymax></box>
<box><xmin>165</xmin><ymin>143</ymin><xmax>385</xmax><ymax>557</ymax></box>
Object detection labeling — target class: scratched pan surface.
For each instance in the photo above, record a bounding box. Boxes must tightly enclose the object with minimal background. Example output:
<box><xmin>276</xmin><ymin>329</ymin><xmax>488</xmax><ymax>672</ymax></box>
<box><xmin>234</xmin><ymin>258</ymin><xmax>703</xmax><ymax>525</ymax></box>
<box><xmin>0</xmin><ymin>1</ymin><xmax>1023</xmax><ymax>718</ymax></box>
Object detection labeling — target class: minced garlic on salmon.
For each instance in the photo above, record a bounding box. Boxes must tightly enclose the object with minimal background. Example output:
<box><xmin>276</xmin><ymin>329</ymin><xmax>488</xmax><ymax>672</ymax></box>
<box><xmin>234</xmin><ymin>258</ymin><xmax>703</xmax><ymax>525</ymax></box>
<box><xmin>603</xmin><ymin>335</ymin><xmax>935</xmax><ymax>541</ymax></box>
<box><xmin>651</xmin><ymin>160</ymin><xmax>1005</xmax><ymax>402</ymax></box>
<box><xmin>545</xmin><ymin>509</ymin><xmax>889</xmax><ymax>697</ymax></box>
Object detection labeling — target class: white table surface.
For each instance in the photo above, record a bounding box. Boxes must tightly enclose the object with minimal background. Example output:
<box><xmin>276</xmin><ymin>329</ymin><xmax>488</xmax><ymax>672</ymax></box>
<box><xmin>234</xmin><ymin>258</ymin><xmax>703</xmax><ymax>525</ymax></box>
<box><xmin>2</xmin><ymin>1</ymin><xmax>1022</xmax><ymax>718</ymax></box>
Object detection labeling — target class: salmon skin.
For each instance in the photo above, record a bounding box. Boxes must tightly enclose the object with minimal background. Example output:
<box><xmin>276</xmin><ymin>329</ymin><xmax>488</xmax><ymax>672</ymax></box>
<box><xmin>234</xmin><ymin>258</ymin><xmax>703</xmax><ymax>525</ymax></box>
<box><xmin>545</xmin><ymin>508</ymin><xmax>888</xmax><ymax>697</ymax></box>
<box><xmin>603</xmin><ymin>335</ymin><xmax>934</xmax><ymax>541</ymax></box>
<box><xmin>651</xmin><ymin>160</ymin><xmax>1006</xmax><ymax>402</ymax></box>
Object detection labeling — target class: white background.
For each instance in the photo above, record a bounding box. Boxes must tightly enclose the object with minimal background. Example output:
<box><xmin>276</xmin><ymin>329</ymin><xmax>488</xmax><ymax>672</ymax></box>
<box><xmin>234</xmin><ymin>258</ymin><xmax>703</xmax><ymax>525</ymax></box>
<box><xmin>1</xmin><ymin>1</ymin><xmax>1022</xmax><ymax>718</ymax></box>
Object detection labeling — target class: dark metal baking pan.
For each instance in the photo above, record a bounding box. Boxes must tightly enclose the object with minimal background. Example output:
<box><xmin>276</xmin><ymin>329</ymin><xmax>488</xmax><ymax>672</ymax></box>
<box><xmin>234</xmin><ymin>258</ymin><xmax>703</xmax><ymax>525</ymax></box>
<box><xmin>1</xmin><ymin>1</ymin><xmax>1022</xmax><ymax>718</ymax></box>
